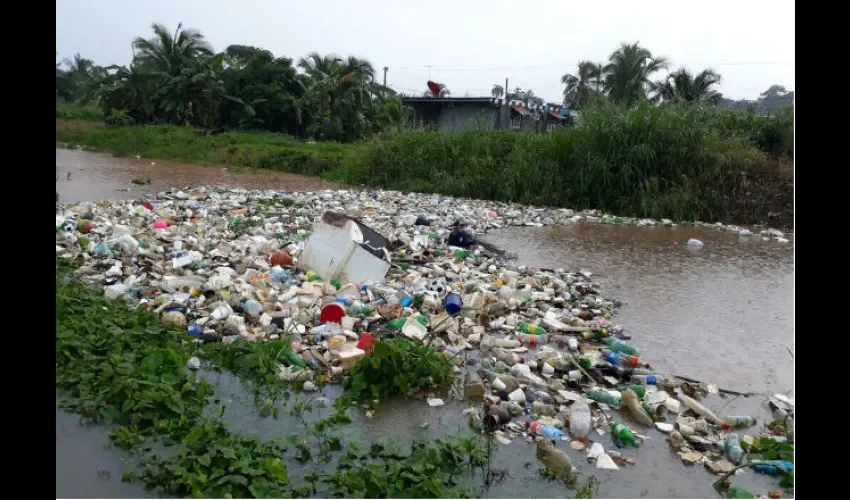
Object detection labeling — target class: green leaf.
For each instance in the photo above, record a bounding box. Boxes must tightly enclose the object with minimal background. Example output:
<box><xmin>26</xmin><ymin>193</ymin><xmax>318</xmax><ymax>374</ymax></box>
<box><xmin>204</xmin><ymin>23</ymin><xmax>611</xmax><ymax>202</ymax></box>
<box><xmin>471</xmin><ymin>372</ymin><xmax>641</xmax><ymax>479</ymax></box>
<box><xmin>262</xmin><ymin>458</ymin><xmax>289</xmax><ymax>484</ymax></box>
<box><xmin>216</xmin><ymin>474</ymin><xmax>248</xmax><ymax>486</ymax></box>
<box><xmin>99</xmin><ymin>405</ymin><xmax>120</xmax><ymax>422</ymax></box>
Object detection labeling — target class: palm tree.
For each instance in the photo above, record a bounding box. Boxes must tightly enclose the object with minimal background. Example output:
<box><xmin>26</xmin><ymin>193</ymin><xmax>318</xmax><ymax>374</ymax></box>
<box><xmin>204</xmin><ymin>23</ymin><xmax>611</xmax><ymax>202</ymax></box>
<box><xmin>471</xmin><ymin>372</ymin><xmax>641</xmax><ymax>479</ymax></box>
<box><xmin>423</xmin><ymin>83</ymin><xmax>450</xmax><ymax>97</ymax></box>
<box><xmin>297</xmin><ymin>52</ymin><xmax>342</xmax><ymax>77</ymax></box>
<box><xmin>650</xmin><ymin>68</ymin><xmax>722</xmax><ymax>105</ymax></box>
<box><xmin>63</xmin><ymin>53</ymin><xmax>95</xmax><ymax>79</ymax></box>
<box><xmin>561</xmin><ymin>60</ymin><xmax>603</xmax><ymax>108</ymax></box>
<box><xmin>603</xmin><ymin>42</ymin><xmax>668</xmax><ymax>107</ymax></box>
<box><xmin>491</xmin><ymin>84</ymin><xmax>504</xmax><ymax>98</ymax></box>
<box><xmin>132</xmin><ymin>23</ymin><xmax>213</xmax><ymax>75</ymax></box>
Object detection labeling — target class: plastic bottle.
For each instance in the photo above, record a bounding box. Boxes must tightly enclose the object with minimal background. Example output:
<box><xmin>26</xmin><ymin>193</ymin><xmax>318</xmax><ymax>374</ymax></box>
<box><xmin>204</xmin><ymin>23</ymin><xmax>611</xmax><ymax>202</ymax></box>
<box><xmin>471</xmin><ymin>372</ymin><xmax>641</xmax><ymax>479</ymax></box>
<box><xmin>526</xmin><ymin>421</ymin><xmax>565</xmax><ymax>439</ymax></box>
<box><xmin>678</xmin><ymin>393</ymin><xmax>724</xmax><ymax>425</ymax></box>
<box><xmin>723</xmin><ymin>416</ymin><xmax>757</xmax><ymax>429</ymax></box>
<box><xmin>606</xmin><ymin>337</ymin><xmax>640</xmax><ymax>356</ymax></box>
<box><xmin>240</xmin><ymin>298</ymin><xmax>263</xmax><ymax>317</ymax></box>
<box><xmin>610</xmin><ymin>422</ymin><xmax>637</xmax><ymax>447</ymax></box>
<box><xmin>518</xmin><ymin>321</ymin><xmax>547</xmax><ymax>336</ymax></box>
<box><xmin>598</xmin><ymin>364</ymin><xmax>633</xmax><ymax>379</ymax></box>
<box><xmin>493</xmin><ymin>338</ymin><xmax>521</xmax><ymax>348</ymax></box>
<box><xmin>517</xmin><ymin>333</ymin><xmax>549</xmax><ymax>346</ymax></box>
<box><xmin>726</xmin><ymin>433</ymin><xmax>744</xmax><ymax>464</ymax></box>
<box><xmin>283</xmin><ymin>349</ymin><xmax>307</xmax><ymax>370</ymax></box>
<box><xmin>581</xmin><ymin>330</ymin><xmax>605</xmax><ymax>341</ymax></box>
<box><xmin>499</xmin><ymin>400</ymin><xmax>524</xmax><ymax>416</ymax></box>
<box><xmin>629</xmin><ymin>374</ymin><xmax>665</xmax><ymax>385</ymax></box>
<box><xmin>621</xmin><ymin>389</ymin><xmax>654</xmax><ymax>426</ymax></box>
<box><xmin>753</xmin><ymin>460</ymin><xmax>794</xmax><ymax>476</ymax></box>
<box><xmin>617</xmin><ymin>384</ymin><xmax>646</xmax><ymax>398</ymax></box>
<box><xmin>532</xmin><ymin>401</ymin><xmax>558</xmax><ymax>417</ymax></box>
<box><xmin>478</xmin><ymin>369</ymin><xmax>519</xmax><ymax>392</ymax></box>
<box><xmin>484</xmin><ymin>404</ymin><xmax>512</xmax><ymax>429</ymax></box>
<box><xmin>491</xmin><ymin>347</ymin><xmax>519</xmax><ymax>366</ymax></box>
<box><xmin>603</xmin><ymin>350</ymin><xmax>647</xmax><ymax>368</ymax></box>
<box><xmin>569</xmin><ymin>400</ymin><xmax>591</xmax><ymax>440</ymax></box>
<box><xmin>586</xmin><ymin>390</ymin><xmax>622</xmax><ymax>408</ymax></box>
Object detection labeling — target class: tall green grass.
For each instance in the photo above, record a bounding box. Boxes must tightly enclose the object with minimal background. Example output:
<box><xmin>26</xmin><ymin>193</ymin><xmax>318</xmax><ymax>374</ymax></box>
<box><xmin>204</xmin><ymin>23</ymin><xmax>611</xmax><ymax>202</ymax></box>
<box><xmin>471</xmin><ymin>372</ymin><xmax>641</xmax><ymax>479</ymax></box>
<box><xmin>55</xmin><ymin>103</ymin><xmax>793</xmax><ymax>225</ymax></box>
<box><xmin>334</xmin><ymin>104</ymin><xmax>792</xmax><ymax>223</ymax></box>
<box><xmin>56</xmin><ymin>102</ymin><xmax>103</xmax><ymax>121</ymax></box>
<box><xmin>56</xmin><ymin>122</ymin><xmax>360</xmax><ymax>176</ymax></box>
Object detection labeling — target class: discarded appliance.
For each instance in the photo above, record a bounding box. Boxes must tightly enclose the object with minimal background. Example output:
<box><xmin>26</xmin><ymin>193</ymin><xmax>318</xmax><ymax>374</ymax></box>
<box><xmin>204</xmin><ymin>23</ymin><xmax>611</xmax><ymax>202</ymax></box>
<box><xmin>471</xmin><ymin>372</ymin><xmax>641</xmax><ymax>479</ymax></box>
<box><xmin>298</xmin><ymin>212</ymin><xmax>392</xmax><ymax>284</ymax></box>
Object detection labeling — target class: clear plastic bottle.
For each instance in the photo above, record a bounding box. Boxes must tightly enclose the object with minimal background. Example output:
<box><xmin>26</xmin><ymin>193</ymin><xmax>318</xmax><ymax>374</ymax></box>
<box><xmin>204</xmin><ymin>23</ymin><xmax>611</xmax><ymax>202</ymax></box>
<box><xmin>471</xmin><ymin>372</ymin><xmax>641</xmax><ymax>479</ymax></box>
<box><xmin>240</xmin><ymin>298</ymin><xmax>263</xmax><ymax>317</ymax></box>
<box><xmin>526</xmin><ymin>421</ymin><xmax>565</xmax><ymax>439</ymax></box>
<box><xmin>602</xmin><ymin>350</ymin><xmax>648</xmax><ymax>369</ymax></box>
<box><xmin>621</xmin><ymin>389</ymin><xmax>654</xmax><ymax>426</ymax></box>
<box><xmin>569</xmin><ymin>400</ymin><xmax>591</xmax><ymax>440</ymax></box>
<box><xmin>723</xmin><ymin>416</ymin><xmax>757</xmax><ymax>429</ymax></box>
<box><xmin>517</xmin><ymin>333</ymin><xmax>549</xmax><ymax>346</ymax></box>
<box><xmin>726</xmin><ymin>433</ymin><xmax>744</xmax><ymax>464</ymax></box>
<box><xmin>629</xmin><ymin>374</ymin><xmax>664</xmax><ymax>385</ymax></box>
<box><xmin>678</xmin><ymin>393</ymin><xmax>724</xmax><ymax>425</ymax></box>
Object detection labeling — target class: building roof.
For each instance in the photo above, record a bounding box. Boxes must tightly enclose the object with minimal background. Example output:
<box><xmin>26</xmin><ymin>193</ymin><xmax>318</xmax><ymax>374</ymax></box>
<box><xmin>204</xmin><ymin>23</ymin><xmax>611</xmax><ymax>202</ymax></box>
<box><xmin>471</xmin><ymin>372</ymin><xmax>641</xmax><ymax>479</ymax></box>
<box><xmin>401</xmin><ymin>96</ymin><xmax>500</xmax><ymax>105</ymax></box>
<box><xmin>512</xmin><ymin>104</ymin><xmax>530</xmax><ymax>116</ymax></box>
<box><xmin>548</xmin><ymin>110</ymin><xmax>566</xmax><ymax>119</ymax></box>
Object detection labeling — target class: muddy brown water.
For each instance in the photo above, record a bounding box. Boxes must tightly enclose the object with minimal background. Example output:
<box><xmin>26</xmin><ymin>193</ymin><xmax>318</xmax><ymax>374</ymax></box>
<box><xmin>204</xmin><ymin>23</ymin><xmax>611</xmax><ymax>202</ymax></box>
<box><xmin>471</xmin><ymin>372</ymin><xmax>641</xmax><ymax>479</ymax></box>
<box><xmin>56</xmin><ymin>149</ymin><xmax>794</xmax><ymax>498</ymax></box>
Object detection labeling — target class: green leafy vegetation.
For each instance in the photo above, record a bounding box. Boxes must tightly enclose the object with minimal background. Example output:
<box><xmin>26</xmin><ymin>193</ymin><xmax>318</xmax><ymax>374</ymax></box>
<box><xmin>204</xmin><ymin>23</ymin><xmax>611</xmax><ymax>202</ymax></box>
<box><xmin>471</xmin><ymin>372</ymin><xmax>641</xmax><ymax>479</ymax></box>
<box><xmin>228</xmin><ymin>216</ymin><xmax>264</xmax><ymax>235</ymax></box>
<box><xmin>57</xmin><ymin>260</ymin><xmax>537</xmax><ymax>498</ymax></box>
<box><xmin>341</xmin><ymin>338</ymin><xmax>454</xmax><ymax>405</ymax></box>
<box><xmin>326</xmin><ymin>437</ymin><xmax>487</xmax><ymax>498</ymax></box>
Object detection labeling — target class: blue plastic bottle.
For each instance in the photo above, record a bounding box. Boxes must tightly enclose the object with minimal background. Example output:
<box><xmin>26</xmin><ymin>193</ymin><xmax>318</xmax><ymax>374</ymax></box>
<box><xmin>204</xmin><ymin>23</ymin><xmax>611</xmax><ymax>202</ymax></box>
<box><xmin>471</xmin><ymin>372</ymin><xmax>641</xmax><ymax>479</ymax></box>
<box><xmin>753</xmin><ymin>460</ymin><xmax>794</xmax><ymax>476</ymax></box>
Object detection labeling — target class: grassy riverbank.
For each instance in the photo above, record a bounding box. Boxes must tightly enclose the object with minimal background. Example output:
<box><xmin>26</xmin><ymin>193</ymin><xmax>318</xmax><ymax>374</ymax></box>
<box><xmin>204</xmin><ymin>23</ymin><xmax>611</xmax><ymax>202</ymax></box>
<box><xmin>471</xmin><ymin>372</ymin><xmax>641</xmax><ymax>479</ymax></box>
<box><xmin>56</xmin><ymin>103</ymin><xmax>793</xmax><ymax>227</ymax></box>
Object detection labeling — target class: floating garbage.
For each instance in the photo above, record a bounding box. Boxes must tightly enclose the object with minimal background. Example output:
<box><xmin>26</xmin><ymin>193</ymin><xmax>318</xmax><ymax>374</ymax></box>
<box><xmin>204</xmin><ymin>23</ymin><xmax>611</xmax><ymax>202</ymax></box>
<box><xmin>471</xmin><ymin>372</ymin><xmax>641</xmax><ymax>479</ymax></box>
<box><xmin>686</xmin><ymin>238</ymin><xmax>704</xmax><ymax>248</ymax></box>
<box><xmin>55</xmin><ymin>186</ymin><xmax>791</xmax><ymax>491</ymax></box>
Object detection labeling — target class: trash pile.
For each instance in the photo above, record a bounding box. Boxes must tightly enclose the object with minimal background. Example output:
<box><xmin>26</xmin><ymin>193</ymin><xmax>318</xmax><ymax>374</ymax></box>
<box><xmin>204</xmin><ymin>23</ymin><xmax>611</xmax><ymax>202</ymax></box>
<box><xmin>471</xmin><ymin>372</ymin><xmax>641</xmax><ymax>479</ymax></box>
<box><xmin>55</xmin><ymin>187</ymin><xmax>793</xmax><ymax>493</ymax></box>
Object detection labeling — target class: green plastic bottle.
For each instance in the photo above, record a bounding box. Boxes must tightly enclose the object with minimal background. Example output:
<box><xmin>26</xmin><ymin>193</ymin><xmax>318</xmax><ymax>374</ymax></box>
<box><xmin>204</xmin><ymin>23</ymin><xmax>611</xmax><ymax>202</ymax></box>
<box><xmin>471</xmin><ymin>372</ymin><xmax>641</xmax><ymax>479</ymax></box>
<box><xmin>518</xmin><ymin>321</ymin><xmax>547</xmax><ymax>335</ymax></box>
<box><xmin>610</xmin><ymin>422</ymin><xmax>637</xmax><ymax>447</ymax></box>
<box><xmin>283</xmin><ymin>349</ymin><xmax>307</xmax><ymax>370</ymax></box>
<box><xmin>606</xmin><ymin>337</ymin><xmax>640</xmax><ymax>356</ymax></box>
<box><xmin>454</xmin><ymin>249</ymin><xmax>471</xmax><ymax>259</ymax></box>
<box><xmin>387</xmin><ymin>318</ymin><xmax>407</xmax><ymax>329</ymax></box>
<box><xmin>581</xmin><ymin>330</ymin><xmax>605</xmax><ymax>341</ymax></box>
<box><xmin>586</xmin><ymin>390</ymin><xmax>622</xmax><ymax>408</ymax></box>
<box><xmin>617</xmin><ymin>384</ymin><xmax>646</xmax><ymax>398</ymax></box>
<box><xmin>330</xmin><ymin>279</ymin><xmax>342</xmax><ymax>290</ymax></box>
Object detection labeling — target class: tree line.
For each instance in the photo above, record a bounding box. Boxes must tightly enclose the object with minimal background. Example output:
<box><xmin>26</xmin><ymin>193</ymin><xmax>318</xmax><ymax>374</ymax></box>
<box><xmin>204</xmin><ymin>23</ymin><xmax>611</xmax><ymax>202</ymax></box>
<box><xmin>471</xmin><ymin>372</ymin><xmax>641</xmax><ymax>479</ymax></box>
<box><xmin>56</xmin><ymin>24</ymin><xmax>792</xmax><ymax>142</ymax></box>
<box><xmin>56</xmin><ymin>23</ymin><xmax>411</xmax><ymax>142</ymax></box>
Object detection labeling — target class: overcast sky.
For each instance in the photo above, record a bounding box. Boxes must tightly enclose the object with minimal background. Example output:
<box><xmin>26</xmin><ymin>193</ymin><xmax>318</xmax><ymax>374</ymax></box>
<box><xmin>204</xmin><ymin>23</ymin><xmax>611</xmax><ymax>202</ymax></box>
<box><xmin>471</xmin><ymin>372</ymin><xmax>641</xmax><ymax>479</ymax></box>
<box><xmin>56</xmin><ymin>0</ymin><xmax>794</xmax><ymax>102</ymax></box>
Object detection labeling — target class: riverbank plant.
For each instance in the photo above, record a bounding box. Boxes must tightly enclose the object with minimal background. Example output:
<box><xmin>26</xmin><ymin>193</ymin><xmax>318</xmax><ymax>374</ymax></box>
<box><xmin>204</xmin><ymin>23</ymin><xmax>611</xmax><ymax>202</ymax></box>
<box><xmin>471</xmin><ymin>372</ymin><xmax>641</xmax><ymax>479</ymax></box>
<box><xmin>59</xmin><ymin>259</ymin><xmax>561</xmax><ymax>498</ymax></box>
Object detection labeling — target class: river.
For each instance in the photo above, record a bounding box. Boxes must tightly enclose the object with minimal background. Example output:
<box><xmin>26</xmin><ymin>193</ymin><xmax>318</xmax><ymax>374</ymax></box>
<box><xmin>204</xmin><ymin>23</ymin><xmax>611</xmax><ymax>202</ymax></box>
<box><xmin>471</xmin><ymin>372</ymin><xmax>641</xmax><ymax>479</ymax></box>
<box><xmin>55</xmin><ymin>148</ymin><xmax>794</xmax><ymax>498</ymax></box>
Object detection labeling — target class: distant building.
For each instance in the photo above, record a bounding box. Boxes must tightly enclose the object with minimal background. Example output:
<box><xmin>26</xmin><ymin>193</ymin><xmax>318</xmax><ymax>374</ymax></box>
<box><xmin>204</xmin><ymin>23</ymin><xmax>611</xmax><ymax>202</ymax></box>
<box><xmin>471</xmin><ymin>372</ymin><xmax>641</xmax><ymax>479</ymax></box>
<box><xmin>401</xmin><ymin>96</ymin><xmax>572</xmax><ymax>133</ymax></box>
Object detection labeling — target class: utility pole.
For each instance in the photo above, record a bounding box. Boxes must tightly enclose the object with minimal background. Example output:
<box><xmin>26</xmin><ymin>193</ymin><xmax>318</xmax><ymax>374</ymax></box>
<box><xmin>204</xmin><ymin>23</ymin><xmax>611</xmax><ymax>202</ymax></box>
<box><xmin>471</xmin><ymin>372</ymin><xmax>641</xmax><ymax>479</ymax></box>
<box><xmin>382</xmin><ymin>67</ymin><xmax>388</xmax><ymax>87</ymax></box>
<box><xmin>505</xmin><ymin>77</ymin><xmax>509</xmax><ymax>100</ymax></box>
<box><xmin>427</xmin><ymin>65</ymin><xmax>432</xmax><ymax>80</ymax></box>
